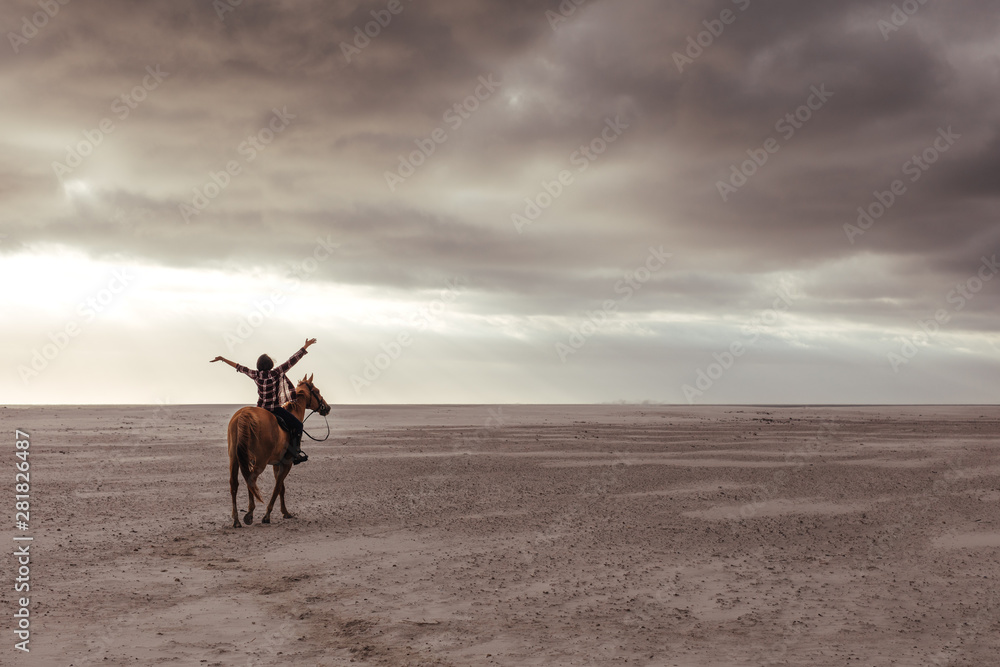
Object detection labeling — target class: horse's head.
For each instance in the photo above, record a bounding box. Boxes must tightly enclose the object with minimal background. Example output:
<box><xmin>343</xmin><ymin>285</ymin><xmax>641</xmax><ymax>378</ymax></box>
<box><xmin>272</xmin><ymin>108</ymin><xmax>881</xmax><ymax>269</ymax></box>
<box><xmin>297</xmin><ymin>374</ymin><xmax>331</xmax><ymax>416</ymax></box>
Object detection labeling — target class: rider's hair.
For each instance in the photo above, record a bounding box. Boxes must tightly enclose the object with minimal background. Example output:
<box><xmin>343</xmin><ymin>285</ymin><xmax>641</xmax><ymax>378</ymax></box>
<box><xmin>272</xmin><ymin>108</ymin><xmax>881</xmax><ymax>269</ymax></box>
<box><xmin>256</xmin><ymin>354</ymin><xmax>274</xmax><ymax>372</ymax></box>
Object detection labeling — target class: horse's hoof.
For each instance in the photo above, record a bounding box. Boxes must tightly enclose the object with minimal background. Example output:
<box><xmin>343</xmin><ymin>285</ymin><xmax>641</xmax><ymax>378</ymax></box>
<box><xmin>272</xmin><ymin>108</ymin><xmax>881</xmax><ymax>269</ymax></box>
<box><xmin>282</xmin><ymin>513</ymin><xmax>294</xmax><ymax>519</ymax></box>
<box><xmin>243</xmin><ymin>512</ymin><xmax>254</xmax><ymax>525</ymax></box>
<box><xmin>261</xmin><ymin>516</ymin><xmax>270</xmax><ymax>524</ymax></box>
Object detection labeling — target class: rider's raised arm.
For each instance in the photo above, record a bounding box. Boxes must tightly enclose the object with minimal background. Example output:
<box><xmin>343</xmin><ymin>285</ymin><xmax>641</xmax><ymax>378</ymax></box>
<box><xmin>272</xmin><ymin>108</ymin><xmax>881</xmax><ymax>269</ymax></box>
<box><xmin>275</xmin><ymin>345</ymin><xmax>308</xmax><ymax>375</ymax></box>
<box><xmin>233</xmin><ymin>361</ymin><xmax>258</xmax><ymax>379</ymax></box>
<box><xmin>211</xmin><ymin>356</ymin><xmax>241</xmax><ymax>370</ymax></box>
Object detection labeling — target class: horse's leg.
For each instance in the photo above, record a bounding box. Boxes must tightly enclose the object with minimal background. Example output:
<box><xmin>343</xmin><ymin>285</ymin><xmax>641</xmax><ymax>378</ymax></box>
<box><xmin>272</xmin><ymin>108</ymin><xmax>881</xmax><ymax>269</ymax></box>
<box><xmin>230</xmin><ymin>453</ymin><xmax>241</xmax><ymax>529</ymax></box>
<box><xmin>263</xmin><ymin>463</ymin><xmax>292</xmax><ymax>524</ymax></box>
<box><xmin>277</xmin><ymin>463</ymin><xmax>293</xmax><ymax>519</ymax></box>
<box><xmin>244</xmin><ymin>472</ymin><xmax>257</xmax><ymax>525</ymax></box>
<box><xmin>276</xmin><ymin>463</ymin><xmax>293</xmax><ymax>518</ymax></box>
<box><xmin>279</xmin><ymin>474</ymin><xmax>293</xmax><ymax>519</ymax></box>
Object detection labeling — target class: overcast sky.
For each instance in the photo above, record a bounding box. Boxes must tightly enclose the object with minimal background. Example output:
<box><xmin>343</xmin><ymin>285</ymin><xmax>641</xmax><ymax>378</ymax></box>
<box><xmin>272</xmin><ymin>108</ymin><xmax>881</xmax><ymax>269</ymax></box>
<box><xmin>2</xmin><ymin>0</ymin><xmax>999</xmax><ymax>405</ymax></box>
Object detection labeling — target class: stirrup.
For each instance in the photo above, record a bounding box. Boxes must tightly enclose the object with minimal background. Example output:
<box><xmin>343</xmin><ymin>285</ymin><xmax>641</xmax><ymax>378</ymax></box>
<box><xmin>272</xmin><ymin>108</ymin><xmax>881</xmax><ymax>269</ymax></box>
<box><xmin>291</xmin><ymin>451</ymin><xmax>308</xmax><ymax>465</ymax></box>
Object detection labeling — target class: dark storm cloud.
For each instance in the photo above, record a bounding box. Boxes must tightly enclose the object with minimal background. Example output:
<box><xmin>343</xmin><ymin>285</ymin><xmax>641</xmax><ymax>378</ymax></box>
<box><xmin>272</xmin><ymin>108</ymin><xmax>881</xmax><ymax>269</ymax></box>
<box><xmin>3</xmin><ymin>0</ymin><xmax>999</xmax><ymax>343</ymax></box>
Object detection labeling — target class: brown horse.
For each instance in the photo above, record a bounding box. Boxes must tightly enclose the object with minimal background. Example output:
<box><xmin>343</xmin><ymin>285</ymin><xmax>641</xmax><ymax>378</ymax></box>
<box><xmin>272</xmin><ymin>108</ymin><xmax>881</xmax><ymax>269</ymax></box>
<box><xmin>227</xmin><ymin>374</ymin><xmax>330</xmax><ymax>528</ymax></box>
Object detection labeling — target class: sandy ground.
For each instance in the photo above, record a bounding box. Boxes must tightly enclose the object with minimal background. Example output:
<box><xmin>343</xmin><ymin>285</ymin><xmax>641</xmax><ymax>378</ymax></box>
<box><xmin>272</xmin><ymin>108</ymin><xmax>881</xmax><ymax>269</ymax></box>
<box><xmin>4</xmin><ymin>404</ymin><xmax>1000</xmax><ymax>666</ymax></box>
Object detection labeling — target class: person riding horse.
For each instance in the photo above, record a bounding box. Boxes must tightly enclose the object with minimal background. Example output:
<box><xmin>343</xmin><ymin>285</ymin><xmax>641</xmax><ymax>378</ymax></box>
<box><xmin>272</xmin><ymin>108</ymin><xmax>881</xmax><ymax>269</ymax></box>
<box><xmin>211</xmin><ymin>338</ymin><xmax>317</xmax><ymax>465</ymax></box>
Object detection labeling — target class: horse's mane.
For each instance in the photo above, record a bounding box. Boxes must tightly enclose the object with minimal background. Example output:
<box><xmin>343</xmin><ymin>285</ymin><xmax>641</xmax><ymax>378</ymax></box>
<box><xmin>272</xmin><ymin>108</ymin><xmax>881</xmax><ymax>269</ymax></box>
<box><xmin>282</xmin><ymin>380</ymin><xmax>314</xmax><ymax>411</ymax></box>
<box><xmin>281</xmin><ymin>384</ymin><xmax>306</xmax><ymax>411</ymax></box>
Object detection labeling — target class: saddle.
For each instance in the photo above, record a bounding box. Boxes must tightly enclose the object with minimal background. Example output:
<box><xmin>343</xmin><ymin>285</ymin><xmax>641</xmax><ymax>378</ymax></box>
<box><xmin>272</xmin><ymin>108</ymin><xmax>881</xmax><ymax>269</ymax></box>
<box><xmin>270</xmin><ymin>411</ymin><xmax>293</xmax><ymax>435</ymax></box>
<box><xmin>268</xmin><ymin>410</ymin><xmax>304</xmax><ymax>465</ymax></box>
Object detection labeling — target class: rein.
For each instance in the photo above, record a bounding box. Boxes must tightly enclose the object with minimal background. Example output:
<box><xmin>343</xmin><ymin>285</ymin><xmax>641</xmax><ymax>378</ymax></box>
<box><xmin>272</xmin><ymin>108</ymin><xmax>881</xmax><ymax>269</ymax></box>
<box><xmin>301</xmin><ymin>409</ymin><xmax>331</xmax><ymax>442</ymax></box>
<box><xmin>285</xmin><ymin>382</ymin><xmax>331</xmax><ymax>442</ymax></box>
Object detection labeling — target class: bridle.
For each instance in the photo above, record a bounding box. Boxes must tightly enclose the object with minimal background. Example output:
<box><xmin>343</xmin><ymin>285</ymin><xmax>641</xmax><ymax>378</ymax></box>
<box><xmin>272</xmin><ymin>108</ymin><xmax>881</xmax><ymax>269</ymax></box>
<box><xmin>297</xmin><ymin>381</ymin><xmax>332</xmax><ymax>442</ymax></box>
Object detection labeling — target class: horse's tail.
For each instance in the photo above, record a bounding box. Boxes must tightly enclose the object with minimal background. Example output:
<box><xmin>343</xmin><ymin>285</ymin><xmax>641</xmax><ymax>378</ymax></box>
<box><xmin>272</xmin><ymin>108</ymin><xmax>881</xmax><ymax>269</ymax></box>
<box><xmin>235</xmin><ymin>413</ymin><xmax>264</xmax><ymax>503</ymax></box>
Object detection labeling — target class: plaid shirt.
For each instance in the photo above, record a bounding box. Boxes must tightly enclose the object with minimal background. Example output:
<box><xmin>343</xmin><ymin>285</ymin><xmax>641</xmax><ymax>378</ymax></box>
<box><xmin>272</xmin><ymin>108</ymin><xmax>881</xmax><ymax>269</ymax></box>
<box><xmin>235</xmin><ymin>347</ymin><xmax>307</xmax><ymax>410</ymax></box>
